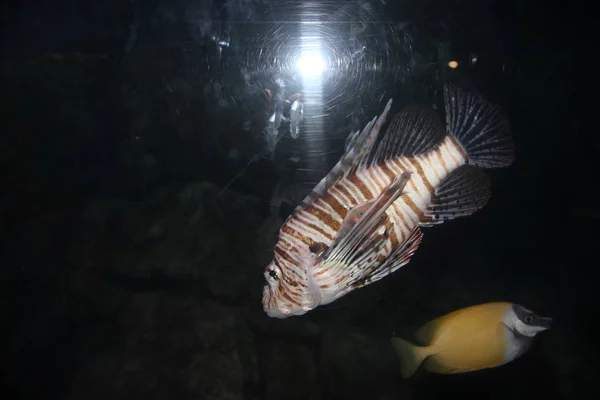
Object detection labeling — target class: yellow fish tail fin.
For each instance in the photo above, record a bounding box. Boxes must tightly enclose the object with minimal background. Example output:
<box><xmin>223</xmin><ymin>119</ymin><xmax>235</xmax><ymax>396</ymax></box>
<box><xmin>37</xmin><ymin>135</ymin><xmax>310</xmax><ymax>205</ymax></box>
<box><xmin>391</xmin><ymin>336</ymin><xmax>429</xmax><ymax>378</ymax></box>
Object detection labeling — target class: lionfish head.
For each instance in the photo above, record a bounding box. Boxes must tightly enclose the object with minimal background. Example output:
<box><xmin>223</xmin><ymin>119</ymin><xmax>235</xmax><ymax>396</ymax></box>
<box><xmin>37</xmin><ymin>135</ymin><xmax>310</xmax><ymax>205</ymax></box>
<box><xmin>261</xmin><ymin>257</ymin><xmax>320</xmax><ymax>319</ymax></box>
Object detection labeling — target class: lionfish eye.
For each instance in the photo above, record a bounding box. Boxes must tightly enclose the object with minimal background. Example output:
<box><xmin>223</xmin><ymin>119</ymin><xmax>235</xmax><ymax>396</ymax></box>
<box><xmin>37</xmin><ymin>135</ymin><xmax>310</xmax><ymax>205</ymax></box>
<box><xmin>524</xmin><ymin>315</ymin><xmax>533</xmax><ymax>323</ymax></box>
<box><xmin>268</xmin><ymin>269</ymin><xmax>278</xmax><ymax>279</ymax></box>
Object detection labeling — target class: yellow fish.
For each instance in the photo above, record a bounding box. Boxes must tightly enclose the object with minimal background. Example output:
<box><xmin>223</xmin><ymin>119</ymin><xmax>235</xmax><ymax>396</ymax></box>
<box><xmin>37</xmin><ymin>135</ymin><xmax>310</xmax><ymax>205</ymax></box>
<box><xmin>391</xmin><ymin>302</ymin><xmax>552</xmax><ymax>378</ymax></box>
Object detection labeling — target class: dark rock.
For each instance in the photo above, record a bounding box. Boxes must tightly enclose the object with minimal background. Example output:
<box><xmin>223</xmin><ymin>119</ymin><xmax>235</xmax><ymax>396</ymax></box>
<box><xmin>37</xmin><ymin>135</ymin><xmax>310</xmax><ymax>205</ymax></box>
<box><xmin>68</xmin><ymin>294</ymin><xmax>252</xmax><ymax>400</ymax></box>
<box><xmin>258</xmin><ymin>339</ymin><xmax>320</xmax><ymax>400</ymax></box>
<box><xmin>83</xmin><ymin>182</ymin><xmax>265</xmax><ymax>302</ymax></box>
<box><xmin>320</xmin><ymin>326</ymin><xmax>410</xmax><ymax>400</ymax></box>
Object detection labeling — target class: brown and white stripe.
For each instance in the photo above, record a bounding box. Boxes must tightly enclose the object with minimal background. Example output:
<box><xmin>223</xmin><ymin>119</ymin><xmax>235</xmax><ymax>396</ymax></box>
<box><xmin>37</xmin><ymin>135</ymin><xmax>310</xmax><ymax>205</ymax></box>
<box><xmin>263</xmin><ymin>83</ymin><xmax>514</xmax><ymax>318</ymax></box>
<box><xmin>263</xmin><ymin>134</ymin><xmax>468</xmax><ymax>314</ymax></box>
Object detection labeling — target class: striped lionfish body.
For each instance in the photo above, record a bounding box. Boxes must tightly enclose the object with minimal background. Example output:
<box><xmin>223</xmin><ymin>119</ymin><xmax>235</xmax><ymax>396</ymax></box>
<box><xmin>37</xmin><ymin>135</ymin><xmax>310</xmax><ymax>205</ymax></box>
<box><xmin>262</xmin><ymin>83</ymin><xmax>514</xmax><ymax>318</ymax></box>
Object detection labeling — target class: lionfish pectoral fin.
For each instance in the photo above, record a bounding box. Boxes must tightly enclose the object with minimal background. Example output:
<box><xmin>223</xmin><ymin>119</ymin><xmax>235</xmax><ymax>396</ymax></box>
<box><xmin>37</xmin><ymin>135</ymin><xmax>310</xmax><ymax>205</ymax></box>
<box><xmin>296</xmin><ymin>99</ymin><xmax>394</xmax><ymax>211</ymax></box>
<box><xmin>422</xmin><ymin>164</ymin><xmax>491</xmax><ymax>225</ymax></box>
<box><xmin>357</xmin><ymin>227</ymin><xmax>423</xmax><ymax>287</ymax></box>
<box><xmin>305</xmin><ymin>267</ymin><xmax>323</xmax><ymax>308</ymax></box>
<box><xmin>330</xmin><ymin>199</ymin><xmax>376</xmax><ymax>250</ymax></box>
<box><xmin>324</xmin><ymin>171</ymin><xmax>413</xmax><ymax>263</ymax></box>
<box><xmin>319</xmin><ymin>222</ymin><xmax>390</xmax><ymax>296</ymax></box>
<box><xmin>334</xmin><ymin>226</ymin><xmax>422</xmax><ymax>291</ymax></box>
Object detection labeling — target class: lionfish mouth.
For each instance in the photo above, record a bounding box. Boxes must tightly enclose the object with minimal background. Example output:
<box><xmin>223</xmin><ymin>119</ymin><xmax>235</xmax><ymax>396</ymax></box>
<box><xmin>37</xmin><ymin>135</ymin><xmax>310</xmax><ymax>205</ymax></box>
<box><xmin>261</xmin><ymin>285</ymin><xmax>272</xmax><ymax>307</ymax></box>
<box><xmin>261</xmin><ymin>285</ymin><xmax>297</xmax><ymax>318</ymax></box>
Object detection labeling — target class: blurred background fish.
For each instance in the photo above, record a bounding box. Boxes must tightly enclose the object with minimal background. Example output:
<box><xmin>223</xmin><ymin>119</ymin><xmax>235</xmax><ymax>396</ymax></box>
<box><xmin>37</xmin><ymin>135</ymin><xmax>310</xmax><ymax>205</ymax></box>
<box><xmin>287</xmin><ymin>92</ymin><xmax>304</xmax><ymax>139</ymax></box>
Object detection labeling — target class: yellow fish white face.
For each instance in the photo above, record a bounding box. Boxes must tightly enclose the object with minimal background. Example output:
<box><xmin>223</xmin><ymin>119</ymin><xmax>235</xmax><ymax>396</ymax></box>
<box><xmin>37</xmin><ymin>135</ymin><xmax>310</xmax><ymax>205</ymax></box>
<box><xmin>509</xmin><ymin>303</ymin><xmax>552</xmax><ymax>337</ymax></box>
<box><xmin>391</xmin><ymin>302</ymin><xmax>552</xmax><ymax>378</ymax></box>
<box><xmin>497</xmin><ymin>303</ymin><xmax>552</xmax><ymax>367</ymax></box>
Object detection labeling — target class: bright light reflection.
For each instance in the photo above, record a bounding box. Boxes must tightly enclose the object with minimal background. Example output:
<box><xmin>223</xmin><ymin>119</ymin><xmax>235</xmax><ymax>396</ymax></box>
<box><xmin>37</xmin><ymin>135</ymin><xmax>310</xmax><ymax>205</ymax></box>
<box><xmin>297</xmin><ymin>50</ymin><xmax>326</xmax><ymax>79</ymax></box>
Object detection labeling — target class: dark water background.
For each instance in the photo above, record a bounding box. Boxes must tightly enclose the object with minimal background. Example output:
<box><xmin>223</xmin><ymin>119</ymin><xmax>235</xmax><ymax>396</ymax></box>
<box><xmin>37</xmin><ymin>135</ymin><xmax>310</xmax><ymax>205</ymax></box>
<box><xmin>1</xmin><ymin>0</ymin><xmax>594</xmax><ymax>399</ymax></box>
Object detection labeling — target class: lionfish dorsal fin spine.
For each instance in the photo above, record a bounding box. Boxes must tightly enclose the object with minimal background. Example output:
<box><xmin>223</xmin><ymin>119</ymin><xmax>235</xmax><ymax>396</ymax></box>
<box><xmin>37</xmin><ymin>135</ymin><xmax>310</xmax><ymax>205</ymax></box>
<box><xmin>370</xmin><ymin>105</ymin><xmax>446</xmax><ymax>167</ymax></box>
<box><xmin>296</xmin><ymin>99</ymin><xmax>394</xmax><ymax>211</ymax></box>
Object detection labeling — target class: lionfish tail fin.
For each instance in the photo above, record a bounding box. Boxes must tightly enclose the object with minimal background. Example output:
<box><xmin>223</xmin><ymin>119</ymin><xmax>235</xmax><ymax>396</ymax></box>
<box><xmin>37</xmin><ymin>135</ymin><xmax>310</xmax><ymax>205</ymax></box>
<box><xmin>444</xmin><ymin>83</ymin><xmax>515</xmax><ymax>168</ymax></box>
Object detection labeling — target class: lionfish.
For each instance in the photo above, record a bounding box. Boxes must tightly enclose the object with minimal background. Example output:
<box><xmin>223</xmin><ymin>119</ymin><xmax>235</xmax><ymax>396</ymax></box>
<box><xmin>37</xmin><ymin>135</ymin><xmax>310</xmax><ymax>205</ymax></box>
<box><xmin>262</xmin><ymin>83</ymin><xmax>514</xmax><ymax>318</ymax></box>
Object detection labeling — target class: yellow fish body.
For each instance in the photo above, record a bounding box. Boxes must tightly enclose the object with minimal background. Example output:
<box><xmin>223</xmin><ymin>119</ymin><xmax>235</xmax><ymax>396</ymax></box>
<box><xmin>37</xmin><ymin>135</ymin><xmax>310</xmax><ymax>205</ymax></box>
<box><xmin>391</xmin><ymin>302</ymin><xmax>552</xmax><ymax>378</ymax></box>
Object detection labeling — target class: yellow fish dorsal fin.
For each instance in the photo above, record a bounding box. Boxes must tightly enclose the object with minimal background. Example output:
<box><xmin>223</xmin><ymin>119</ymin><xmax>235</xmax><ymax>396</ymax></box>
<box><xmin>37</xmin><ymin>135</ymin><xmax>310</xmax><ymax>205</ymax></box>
<box><xmin>414</xmin><ymin>310</ymin><xmax>464</xmax><ymax>345</ymax></box>
<box><xmin>414</xmin><ymin>319</ymin><xmax>441</xmax><ymax>346</ymax></box>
